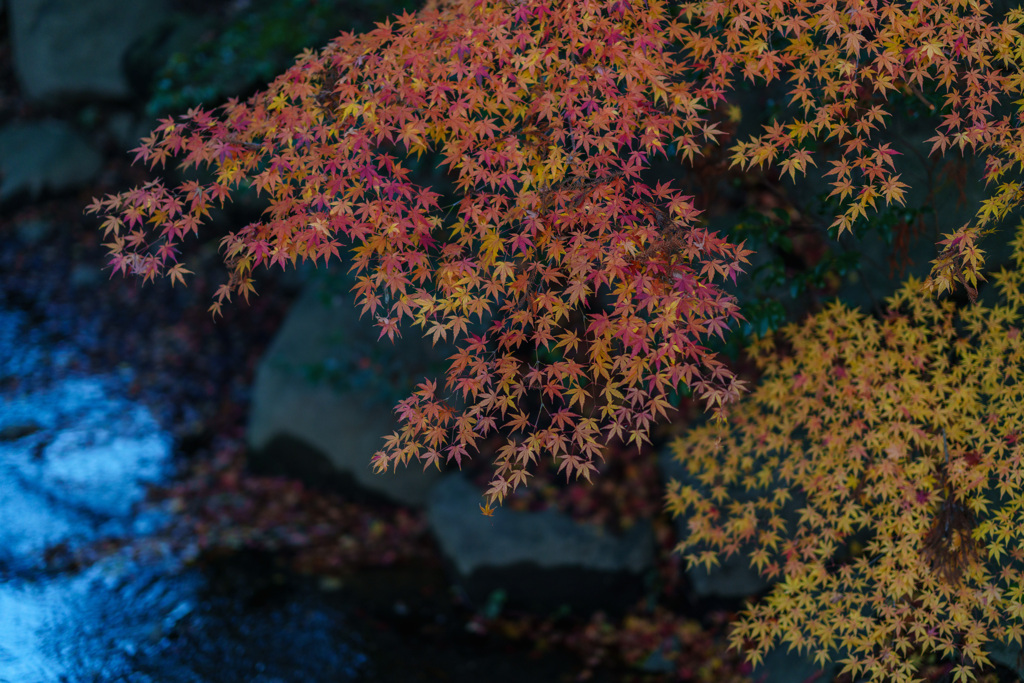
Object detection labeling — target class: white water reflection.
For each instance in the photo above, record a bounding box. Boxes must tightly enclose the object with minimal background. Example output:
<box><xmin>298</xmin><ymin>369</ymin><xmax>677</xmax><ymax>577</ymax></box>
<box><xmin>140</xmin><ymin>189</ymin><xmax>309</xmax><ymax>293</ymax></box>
<box><xmin>0</xmin><ymin>584</ymin><xmax>56</xmax><ymax>683</ymax></box>
<box><xmin>0</xmin><ymin>375</ymin><xmax>171</xmax><ymax>566</ymax></box>
<box><xmin>0</xmin><ymin>308</ymin><xmax>364</xmax><ymax>682</ymax></box>
<box><xmin>0</xmin><ymin>324</ymin><xmax>174</xmax><ymax>681</ymax></box>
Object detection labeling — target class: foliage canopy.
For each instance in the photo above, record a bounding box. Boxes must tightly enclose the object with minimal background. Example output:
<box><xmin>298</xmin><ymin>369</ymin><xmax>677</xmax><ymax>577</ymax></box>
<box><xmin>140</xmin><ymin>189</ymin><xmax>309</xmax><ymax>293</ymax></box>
<box><xmin>89</xmin><ymin>0</ymin><xmax>1024</xmax><ymax>678</ymax></box>
<box><xmin>670</xmin><ymin>234</ymin><xmax>1024</xmax><ymax>680</ymax></box>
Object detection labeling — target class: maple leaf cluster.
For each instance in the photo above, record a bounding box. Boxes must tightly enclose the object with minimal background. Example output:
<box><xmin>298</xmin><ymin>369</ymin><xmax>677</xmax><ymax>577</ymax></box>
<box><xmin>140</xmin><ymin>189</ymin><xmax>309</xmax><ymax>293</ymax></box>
<box><xmin>87</xmin><ymin>0</ymin><xmax>1024</xmax><ymax>506</ymax></box>
<box><xmin>668</xmin><ymin>226</ymin><xmax>1024</xmax><ymax>682</ymax></box>
<box><xmin>90</xmin><ymin>0</ymin><xmax>761</xmax><ymax>504</ymax></box>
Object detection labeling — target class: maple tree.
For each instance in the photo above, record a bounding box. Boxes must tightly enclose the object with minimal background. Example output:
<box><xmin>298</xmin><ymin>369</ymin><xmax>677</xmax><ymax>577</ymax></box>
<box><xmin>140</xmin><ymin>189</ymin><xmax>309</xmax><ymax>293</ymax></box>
<box><xmin>669</xmin><ymin>227</ymin><xmax>1024</xmax><ymax>682</ymax></box>
<box><xmin>88</xmin><ymin>0</ymin><xmax>1024</xmax><ymax>678</ymax></box>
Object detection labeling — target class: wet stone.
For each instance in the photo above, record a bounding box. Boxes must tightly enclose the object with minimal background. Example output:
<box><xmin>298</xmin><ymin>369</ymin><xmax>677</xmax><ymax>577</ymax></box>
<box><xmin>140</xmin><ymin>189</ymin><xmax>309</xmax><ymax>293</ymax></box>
<box><xmin>428</xmin><ymin>473</ymin><xmax>655</xmax><ymax>614</ymax></box>
<box><xmin>0</xmin><ymin>422</ymin><xmax>40</xmax><ymax>442</ymax></box>
<box><xmin>0</xmin><ymin>120</ymin><xmax>103</xmax><ymax>203</ymax></box>
<box><xmin>8</xmin><ymin>0</ymin><xmax>170</xmax><ymax>102</ymax></box>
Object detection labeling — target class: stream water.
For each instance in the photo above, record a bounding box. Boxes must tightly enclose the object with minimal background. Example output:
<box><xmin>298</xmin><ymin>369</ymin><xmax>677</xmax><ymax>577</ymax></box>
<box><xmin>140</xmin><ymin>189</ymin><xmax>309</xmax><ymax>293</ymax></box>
<box><xmin>0</xmin><ymin>309</ymin><xmax>367</xmax><ymax>682</ymax></box>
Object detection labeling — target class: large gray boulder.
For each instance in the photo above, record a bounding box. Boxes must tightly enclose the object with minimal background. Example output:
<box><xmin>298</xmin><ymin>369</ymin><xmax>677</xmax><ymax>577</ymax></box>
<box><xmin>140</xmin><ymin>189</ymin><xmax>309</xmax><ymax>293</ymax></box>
<box><xmin>0</xmin><ymin>120</ymin><xmax>103</xmax><ymax>202</ymax></box>
<box><xmin>247</xmin><ymin>272</ymin><xmax>449</xmax><ymax>506</ymax></box>
<box><xmin>428</xmin><ymin>474</ymin><xmax>655</xmax><ymax>613</ymax></box>
<box><xmin>8</xmin><ymin>0</ymin><xmax>169</xmax><ymax>102</ymax></box>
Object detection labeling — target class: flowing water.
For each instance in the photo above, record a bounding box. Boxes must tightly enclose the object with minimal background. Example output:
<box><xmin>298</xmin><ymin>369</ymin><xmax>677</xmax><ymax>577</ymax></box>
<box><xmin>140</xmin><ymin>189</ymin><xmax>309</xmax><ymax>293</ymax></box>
<box><xmin>0</xmin><ymin>309</ymin><xmax>366</xmax><ymax>682</ymax></box>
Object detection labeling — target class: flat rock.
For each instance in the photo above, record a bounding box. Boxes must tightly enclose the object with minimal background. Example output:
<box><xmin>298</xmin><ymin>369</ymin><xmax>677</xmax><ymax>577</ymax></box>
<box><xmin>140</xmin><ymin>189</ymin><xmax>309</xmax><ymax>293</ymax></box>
<box><xmin>247</xmin><ymin>272</ymin><xmax>450</xmax><ymax>506</ymax></box>
<box><xmin>427</xmin><ymin>474</ymin><xmax>655</xmax><ymax>613</ymax></box>
<box><xmin>658</xmin><ymin>445</ymin><xmax>773</xmax><ymax>601</ymax></box>
<box><xmin>988</xmin><ymin>638</ymin><xmax>1024</xmax><ymax>680</ymax></box>
<box><xmin>8</xmin><ymin>0</ymin><xmax>170</xmax><ymax>102</ymax></box>
<box><xmin>752</xmin><ymin>647</ymin><xmax>837</xmax><ymax>683</ymax></box>
<box><xmin>0</xmin><ymin>120</ymin><xmax>102</xmax><ymax>202</ymax></box>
